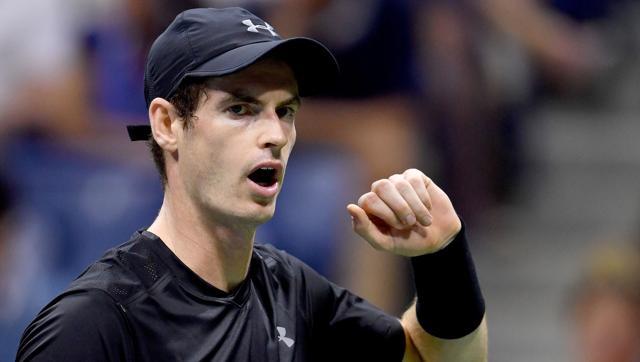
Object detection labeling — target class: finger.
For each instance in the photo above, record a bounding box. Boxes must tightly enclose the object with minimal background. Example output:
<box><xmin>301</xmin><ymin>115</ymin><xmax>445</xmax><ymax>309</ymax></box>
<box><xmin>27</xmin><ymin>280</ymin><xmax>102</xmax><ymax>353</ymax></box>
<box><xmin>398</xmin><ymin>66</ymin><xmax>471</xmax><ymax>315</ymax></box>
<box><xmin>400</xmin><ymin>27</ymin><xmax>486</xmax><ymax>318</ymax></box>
<box><xmin>403</xmin><ymin>168</ymin><xmax>433</xmax><ymax>210</ymax></box>
<box><xmin>370</xmin><ymin>179</ymin><xmax>417</xmax><ymax>227</ymax></box>
<box><xmin>389</xmin><ymin>174</ymin><xmax>432</xmax><ymax>226</ymax></box>
<box><xmin>347</xmin><ymin>203</ymin><xmax>391</xmax><ymax>251</ymax></box>
<box><xmin>358</xmin><ymin>191</ymin><xmax>406</xmax><ymax>230</ymax></box>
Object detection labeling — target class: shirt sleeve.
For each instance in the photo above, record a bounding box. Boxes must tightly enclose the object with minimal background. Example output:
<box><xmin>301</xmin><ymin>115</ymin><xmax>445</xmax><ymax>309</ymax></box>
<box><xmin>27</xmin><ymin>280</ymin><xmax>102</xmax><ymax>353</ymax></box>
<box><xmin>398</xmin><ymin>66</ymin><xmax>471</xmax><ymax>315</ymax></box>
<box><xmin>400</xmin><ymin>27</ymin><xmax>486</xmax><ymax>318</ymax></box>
<box><xmin>294</xmin><ymin>256</ymin><xmax>406</xmax><ymax>361</ymax></box>
<box><xmin>16</xmin><ymin>289</ymin><xmax>133</xmax><ymax>362</ymax></box>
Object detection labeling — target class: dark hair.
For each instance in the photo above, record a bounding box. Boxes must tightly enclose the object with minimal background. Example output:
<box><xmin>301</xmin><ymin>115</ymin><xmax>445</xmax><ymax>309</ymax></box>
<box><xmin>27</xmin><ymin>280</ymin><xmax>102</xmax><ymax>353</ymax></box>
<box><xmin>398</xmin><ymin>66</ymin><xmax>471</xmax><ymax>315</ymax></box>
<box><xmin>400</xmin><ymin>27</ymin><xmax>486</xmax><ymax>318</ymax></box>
<box><xmin>147</xmin><ymin>77</ymin><xmax>210</xmax><ymax>186</ymax></box>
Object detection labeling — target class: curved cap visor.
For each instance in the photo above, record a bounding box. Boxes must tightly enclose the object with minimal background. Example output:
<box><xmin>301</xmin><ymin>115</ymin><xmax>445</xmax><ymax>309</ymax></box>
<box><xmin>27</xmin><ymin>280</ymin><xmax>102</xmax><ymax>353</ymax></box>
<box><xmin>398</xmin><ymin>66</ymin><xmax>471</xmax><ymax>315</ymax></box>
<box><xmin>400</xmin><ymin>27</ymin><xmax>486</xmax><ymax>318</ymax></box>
<box><xmin>129</xmin><ymin>37</ymin><xmax>338</xmax><ymax>141</ymax></box>
<box><xmin>177</xmin><ymin>37</ymin><xmax>339</xmax><ymax>98</ymax></box>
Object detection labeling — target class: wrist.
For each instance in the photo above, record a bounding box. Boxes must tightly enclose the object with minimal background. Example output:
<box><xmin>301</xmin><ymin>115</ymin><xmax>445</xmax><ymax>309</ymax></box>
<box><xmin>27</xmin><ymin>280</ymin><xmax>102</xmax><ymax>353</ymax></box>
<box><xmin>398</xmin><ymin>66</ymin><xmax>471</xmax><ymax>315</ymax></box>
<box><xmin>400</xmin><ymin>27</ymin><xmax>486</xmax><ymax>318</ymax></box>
<box><xmin>410</xmin><ymin>221</ymin><xmax>485</xmax><ymax>339</ymax></box>
<box><xmin>437</xmin><ymin>229</ymin><xmax>460</xmax><ymax>252</ymax></box>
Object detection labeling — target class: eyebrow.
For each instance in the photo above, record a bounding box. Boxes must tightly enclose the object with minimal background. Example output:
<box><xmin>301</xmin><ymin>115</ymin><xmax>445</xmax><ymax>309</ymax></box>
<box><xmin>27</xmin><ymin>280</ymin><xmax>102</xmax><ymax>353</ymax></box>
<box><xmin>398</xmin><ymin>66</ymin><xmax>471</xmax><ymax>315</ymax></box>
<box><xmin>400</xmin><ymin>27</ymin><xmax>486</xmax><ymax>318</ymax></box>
<box><xmin>220</xmin><ymin>90</ymin><xmax>301</xmax><ymax>108</ymax></box>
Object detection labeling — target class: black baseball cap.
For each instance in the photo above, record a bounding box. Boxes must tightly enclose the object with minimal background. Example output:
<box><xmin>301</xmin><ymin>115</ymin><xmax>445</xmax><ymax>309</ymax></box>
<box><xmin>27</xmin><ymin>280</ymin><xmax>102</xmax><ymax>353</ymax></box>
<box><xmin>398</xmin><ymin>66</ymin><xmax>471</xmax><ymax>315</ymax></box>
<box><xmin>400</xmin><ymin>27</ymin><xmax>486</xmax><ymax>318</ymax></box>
<box><xmin>127</xmin><ymin>7</ymin><xmax>339</xmax><ymax>141</ymax></box>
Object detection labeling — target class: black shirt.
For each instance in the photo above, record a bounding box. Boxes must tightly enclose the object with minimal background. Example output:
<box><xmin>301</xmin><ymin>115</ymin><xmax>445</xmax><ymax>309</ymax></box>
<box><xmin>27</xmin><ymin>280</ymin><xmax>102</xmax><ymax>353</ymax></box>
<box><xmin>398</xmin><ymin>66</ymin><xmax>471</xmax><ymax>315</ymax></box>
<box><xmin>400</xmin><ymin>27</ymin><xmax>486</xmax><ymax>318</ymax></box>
<box><xmin>17</xmin><ymin>230</ymin><xmax>405</xmax><ymax>361</ymax></box>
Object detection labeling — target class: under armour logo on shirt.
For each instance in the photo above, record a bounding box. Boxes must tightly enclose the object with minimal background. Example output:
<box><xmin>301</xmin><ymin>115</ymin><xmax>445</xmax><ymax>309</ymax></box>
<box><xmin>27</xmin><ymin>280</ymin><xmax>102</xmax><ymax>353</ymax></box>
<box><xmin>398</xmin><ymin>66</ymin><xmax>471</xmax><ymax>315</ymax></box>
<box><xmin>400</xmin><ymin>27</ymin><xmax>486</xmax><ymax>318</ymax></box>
<box><xmin>242</xmin><ymin>19</ymin><xmax>278</xmax><ymax>36</ymax></box>
<box><xmin>276</xmin><ymin>326</ymin><xmax>294</xmax><ymax>348</ymax></box>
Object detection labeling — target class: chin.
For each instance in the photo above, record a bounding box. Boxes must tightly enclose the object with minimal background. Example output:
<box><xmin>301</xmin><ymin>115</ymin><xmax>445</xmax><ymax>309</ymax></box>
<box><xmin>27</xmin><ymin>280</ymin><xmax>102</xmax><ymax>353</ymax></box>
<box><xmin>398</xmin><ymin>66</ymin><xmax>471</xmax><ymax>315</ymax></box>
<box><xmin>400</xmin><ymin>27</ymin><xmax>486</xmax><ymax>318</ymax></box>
<box><xmin>240</xmin><ymin>200</ymin><xmax>277</xmax><ymax>225</ymax></box>
<box><xmin>252</xmin><ymin>212</ymin><xmax>275</xmax><ymax>225</ymax></box>
<box><xmin>254</xmin><ymin>205</ymin><xmax>277</xmax><ymax>224</ymax></box>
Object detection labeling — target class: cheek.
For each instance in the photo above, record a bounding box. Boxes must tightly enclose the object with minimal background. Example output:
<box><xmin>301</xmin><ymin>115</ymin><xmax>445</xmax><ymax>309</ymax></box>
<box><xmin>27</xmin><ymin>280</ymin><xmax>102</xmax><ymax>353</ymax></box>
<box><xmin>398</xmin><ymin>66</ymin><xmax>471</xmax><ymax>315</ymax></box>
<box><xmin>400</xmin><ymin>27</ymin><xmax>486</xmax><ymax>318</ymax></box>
<box><xmin>291</xmin><ymin>125</ymin><xmax>297</xmax><ymax>145</ymax></box>
<box><xmin>180</xmin><ymin>132</ymin><xmax>227</xmax><ymax>186</ymax></box>
<box><xmin>283</xmin><ymin>126</ymin><xmax>297</xmax><ymax>160</ymax></box>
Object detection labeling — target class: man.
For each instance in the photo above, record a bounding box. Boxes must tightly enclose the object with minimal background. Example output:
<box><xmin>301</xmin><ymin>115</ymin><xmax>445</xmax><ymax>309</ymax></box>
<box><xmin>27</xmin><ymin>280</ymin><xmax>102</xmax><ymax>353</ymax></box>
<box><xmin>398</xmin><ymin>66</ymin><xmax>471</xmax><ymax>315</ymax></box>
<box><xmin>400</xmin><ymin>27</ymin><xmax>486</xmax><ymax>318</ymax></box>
<box><xmin>17</xmin><ymin>7</ymin><xmax>487</xmax><ymax>361</ymax></box>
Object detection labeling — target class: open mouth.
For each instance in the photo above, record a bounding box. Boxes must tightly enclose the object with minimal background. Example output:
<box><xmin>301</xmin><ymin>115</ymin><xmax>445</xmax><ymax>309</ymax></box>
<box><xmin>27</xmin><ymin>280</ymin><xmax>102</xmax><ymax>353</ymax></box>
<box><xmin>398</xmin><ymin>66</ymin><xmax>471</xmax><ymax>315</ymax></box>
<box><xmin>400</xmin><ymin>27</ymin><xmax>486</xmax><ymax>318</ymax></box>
<box><xmin>248</xmin><ymin>167</ymin><xmax>278</xmax><ymax>187</ymax></box>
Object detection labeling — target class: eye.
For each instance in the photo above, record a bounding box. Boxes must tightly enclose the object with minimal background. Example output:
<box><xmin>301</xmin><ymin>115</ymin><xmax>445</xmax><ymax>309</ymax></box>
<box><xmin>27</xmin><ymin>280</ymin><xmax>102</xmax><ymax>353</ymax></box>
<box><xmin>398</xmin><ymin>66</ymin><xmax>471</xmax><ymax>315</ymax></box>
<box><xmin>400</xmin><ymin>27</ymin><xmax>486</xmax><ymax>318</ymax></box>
<box><xmin>227</xmin><ymin>104</ymin><xmax>252</xmax><ymax>116</ymax></box>
<box><xmin>276</xmin><ymin>106</ymin><xmax>296</xmax><ymax>120</ymax></box>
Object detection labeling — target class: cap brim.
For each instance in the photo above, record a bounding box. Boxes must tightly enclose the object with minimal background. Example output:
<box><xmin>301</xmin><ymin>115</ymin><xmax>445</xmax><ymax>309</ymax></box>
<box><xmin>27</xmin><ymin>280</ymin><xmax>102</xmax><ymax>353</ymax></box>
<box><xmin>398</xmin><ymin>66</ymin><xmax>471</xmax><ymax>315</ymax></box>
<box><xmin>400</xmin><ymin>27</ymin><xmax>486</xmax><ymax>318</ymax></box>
<box><xmin>181</xmin><ymin>37</ymin><xmax>339</xmax><ymax>97</ymax></box>
<box><xmin>129</xmin><ymin>38</ymin><xmax>339</xmax><ymax>141</ymax></box>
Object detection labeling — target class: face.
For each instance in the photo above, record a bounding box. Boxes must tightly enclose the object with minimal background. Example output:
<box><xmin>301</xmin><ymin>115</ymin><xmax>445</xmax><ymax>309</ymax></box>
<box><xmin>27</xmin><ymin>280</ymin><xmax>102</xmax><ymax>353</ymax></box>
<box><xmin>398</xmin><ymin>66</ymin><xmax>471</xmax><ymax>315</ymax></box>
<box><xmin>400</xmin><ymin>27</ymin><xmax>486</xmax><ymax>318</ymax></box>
<box><xmin>174</xmin><ymin>58</ymin><xmax>299</xmax><ymax>227</ymax></box>
<box><xmin>574</xmin><ymin>291</ymin><xmax>640</xmax><ymax>362</ymax></box>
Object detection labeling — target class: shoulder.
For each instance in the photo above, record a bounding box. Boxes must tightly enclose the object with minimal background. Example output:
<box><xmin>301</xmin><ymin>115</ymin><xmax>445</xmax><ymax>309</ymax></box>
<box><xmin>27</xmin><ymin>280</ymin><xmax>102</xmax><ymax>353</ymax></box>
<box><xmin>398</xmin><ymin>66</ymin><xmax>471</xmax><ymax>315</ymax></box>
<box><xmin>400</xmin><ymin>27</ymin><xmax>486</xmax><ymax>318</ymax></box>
<box><xmin>16</xmin><ymin>231</ymin><xmax>163</xmax><ymax>361</ymax></box>
<box><xmin>68</xmin><ymin>231</ymin><xmax>170</xmax><ymax>304</ymax></box>
<box><xmin>17</xmin><ymin>289</ymin><xmax>133</xmax><ymax>361</ymax></box>
<box><xmin>24</xmin><ymin>289</ymin><xmax>124</xmax><ymax>331</ymax></box>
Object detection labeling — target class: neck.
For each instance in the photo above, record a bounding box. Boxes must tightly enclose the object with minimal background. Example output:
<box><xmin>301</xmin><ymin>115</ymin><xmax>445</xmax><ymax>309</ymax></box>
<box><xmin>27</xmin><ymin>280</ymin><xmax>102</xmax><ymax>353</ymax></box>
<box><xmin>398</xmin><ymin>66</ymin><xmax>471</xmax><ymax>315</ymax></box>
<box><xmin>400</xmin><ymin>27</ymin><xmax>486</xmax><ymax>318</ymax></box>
<box><xmin>147</xmin><ymin>188</ymin><xmax>256</xmax><ymax>293</ymax></box>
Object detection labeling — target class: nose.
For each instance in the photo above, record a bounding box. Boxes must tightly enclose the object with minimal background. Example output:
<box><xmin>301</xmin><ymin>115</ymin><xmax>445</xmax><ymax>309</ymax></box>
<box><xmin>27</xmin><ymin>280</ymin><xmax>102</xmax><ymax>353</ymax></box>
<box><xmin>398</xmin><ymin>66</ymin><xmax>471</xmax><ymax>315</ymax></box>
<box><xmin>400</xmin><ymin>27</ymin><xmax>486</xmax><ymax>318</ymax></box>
<box><xmin>257</xmin><ymin>111</ymin><xmax>291</xmax><ymax>153</ymax></box>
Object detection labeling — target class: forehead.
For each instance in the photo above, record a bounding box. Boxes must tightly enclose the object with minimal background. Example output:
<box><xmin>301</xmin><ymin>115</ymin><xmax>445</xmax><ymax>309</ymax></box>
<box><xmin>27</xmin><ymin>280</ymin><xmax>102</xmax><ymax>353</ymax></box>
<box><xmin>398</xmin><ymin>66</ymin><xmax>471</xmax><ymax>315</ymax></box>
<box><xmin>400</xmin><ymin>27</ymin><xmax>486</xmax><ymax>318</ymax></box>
<box><xmin>206</xmin><ymin>58</ymin><xmax>299</xmax><ymax>96</ymax></box>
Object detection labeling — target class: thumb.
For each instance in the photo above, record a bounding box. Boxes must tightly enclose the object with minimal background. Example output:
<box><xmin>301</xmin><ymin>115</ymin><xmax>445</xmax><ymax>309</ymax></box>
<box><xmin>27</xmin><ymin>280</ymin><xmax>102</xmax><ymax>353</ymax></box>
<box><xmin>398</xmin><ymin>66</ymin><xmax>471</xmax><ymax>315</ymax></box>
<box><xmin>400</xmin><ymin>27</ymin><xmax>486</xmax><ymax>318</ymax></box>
<box><xmin>346</xmin><ymin>204</ymin><xmax>385</xmax><ymax>250</ymax></box>
<box><xmin>347</xmin><ymin>203</ymin><xmax>367</xmax><ymax>230</ymax></box>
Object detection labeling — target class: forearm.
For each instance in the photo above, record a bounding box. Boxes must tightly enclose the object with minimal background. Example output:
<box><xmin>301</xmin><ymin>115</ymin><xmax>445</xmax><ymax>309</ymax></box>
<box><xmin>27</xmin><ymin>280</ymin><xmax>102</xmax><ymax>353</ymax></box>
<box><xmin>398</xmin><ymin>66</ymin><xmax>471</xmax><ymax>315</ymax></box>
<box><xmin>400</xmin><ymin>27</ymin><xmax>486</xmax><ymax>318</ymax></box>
<box><xmin>404</xmin><ymin>224</ymin><xmax>488</xmax><ymax>361</ymax></box>
<box><xmin>401</xmin><ymin>303</ymin><xmax>488</xmax><ymax>362</ymax></box>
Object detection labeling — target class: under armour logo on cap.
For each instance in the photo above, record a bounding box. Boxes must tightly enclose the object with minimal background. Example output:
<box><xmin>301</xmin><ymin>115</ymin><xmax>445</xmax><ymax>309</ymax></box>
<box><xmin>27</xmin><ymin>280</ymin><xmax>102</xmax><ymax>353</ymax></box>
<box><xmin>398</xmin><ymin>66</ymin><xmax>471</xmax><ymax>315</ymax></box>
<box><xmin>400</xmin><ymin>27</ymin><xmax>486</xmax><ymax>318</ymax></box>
<box><xmin>242</xmin><ymin>19</ymin><xmax>278</xmax><ymax>36</ymax></box>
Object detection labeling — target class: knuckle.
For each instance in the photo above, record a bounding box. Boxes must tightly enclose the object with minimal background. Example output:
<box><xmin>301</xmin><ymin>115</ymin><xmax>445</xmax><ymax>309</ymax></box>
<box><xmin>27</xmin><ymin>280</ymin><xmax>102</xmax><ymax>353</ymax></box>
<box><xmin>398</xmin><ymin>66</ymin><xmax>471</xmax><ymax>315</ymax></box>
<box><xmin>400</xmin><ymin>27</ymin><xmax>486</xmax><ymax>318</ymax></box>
<box><xmin>403</xmin><ymin>168</ymin><xmax>421</xmax><ymax>177</ymax></box>
<box><xmin>371</xmin><ymin>179</ymin><xmax>391</xmax><ymax>192</ymax></box>
<box><xmin>391</xmin><ymin>177</ymin><xmax>411</xmax><ymax>190</ymax></box>
<box><xmin>403</xmin><ymin>171</ymin><xmax>423</xmax><ymax>185</ymax></box>
<box><xmin>402</xmin><ymin>209</ymin><xmax>414</xmax><ymax>220</ymax></box>
<box><xmin>414</xmin><ymin>207</ymin><xmax>430</xmax><ymax>219</ymax></box>
<box><xmin>358</xmin><ymin>192</ymin><xmax>376</xmax><ymax>209</ymax></box>
<box><xmin>406</xmin><ymin>174</ymin><xmax>423</xmax><ymax>186</ymax></box>
<box><xmin>396</xmin><ymin>205</ymin><xmax>413</xmax><ymax>218</ymax></box>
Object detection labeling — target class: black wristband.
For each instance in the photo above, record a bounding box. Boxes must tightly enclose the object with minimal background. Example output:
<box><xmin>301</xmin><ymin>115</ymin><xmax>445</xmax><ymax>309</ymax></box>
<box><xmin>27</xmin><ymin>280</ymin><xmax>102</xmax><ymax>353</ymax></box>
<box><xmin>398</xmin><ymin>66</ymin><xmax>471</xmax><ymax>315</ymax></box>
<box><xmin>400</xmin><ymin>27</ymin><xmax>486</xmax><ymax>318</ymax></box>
<box><xmin>411</xmin><ymin>222</ymin><xmax>485</xmax><ymax>339</ymax></box>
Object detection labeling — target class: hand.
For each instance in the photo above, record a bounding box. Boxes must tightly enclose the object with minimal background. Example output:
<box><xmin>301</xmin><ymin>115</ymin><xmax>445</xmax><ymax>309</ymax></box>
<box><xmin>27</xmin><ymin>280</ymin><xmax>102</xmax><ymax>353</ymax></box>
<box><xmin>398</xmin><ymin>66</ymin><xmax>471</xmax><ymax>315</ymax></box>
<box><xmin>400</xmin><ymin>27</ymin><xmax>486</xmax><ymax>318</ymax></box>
<box><xmin>347</xmin><ymin>169</ymin><xmax>461</xmax><ymax>257</ymax></box>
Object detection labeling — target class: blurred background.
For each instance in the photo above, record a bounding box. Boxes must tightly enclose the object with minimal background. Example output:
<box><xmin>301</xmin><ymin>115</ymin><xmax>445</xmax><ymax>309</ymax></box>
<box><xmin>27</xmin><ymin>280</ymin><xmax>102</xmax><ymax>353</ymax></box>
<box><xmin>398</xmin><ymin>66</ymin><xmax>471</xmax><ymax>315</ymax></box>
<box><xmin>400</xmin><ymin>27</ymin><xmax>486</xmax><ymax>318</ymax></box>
<box><xmin>1</xmin><ymin>0</ymin><xmax>640</xmax><ymax>361</ymax></box>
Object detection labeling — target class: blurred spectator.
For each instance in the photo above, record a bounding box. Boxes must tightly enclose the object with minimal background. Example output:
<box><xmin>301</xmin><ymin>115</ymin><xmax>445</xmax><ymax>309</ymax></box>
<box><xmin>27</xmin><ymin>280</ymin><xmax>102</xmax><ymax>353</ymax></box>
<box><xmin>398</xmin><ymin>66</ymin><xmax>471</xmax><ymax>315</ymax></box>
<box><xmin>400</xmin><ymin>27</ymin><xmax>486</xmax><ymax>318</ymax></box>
<box><xmin>411</xmin><ymin>0</ymin><xmax>625</xmax><ymax>223</ymax></box>
<box><xmin>0</xmin><ymin>1</ymin><xmax>84</xmax><ymax>358</ymax></box>
<box><xmin>1</xmin><ymin>0</ymin><xmax>205</xmax><ymax>275</ymax></box>
<box><xmin>0</xmin><ymin>0</ymin><xmax>86</xmax><ymax>139</ymax></box>
<box><xmin>478</xmin><ymin>0</ymin><xmax>615</xmax><ymax>95</ymax></box>
<box><xmin>0</xmin><ymin>177</ymin><xmax>58</xmax><ymax>361</ymax></box>
<box><xmin>414</xmin><ymin>1</ymin><xmax>503</xmax><ymax>221</ymax></box>
<box><xmin>86</xmin><ymin>0</ymin><xmax>202</xmax><ymax>126</ymax></box>
<box><xmin>0</xmin><ymin>0</ymin><xmax>199</xmax><ymax>358</ymax></box>
<box><xmin>569</xmin><ymin>245</ymin><xmax>640</xmax><ymax>362</ymax></box>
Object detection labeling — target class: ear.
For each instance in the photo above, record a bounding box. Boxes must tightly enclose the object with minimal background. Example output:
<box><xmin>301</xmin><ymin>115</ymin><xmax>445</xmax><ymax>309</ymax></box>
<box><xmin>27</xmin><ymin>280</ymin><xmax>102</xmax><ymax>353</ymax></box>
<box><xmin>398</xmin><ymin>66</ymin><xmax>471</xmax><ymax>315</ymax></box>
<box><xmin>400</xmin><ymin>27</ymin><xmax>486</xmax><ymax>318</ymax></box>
<box><xmin>149</xmin><ymin>98</ymin><xmax>180</xmax><ymax>152</ymax></box>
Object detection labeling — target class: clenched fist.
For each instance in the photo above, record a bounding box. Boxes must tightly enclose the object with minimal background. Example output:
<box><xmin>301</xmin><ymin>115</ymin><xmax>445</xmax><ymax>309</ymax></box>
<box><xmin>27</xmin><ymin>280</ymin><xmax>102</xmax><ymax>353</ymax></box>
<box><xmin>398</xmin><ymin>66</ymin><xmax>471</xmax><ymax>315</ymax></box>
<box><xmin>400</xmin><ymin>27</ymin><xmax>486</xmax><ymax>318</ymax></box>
<box><xmin>347</xmin><ymin>169</ymin><xmax>461</xmax><ymax>257</ymax></box>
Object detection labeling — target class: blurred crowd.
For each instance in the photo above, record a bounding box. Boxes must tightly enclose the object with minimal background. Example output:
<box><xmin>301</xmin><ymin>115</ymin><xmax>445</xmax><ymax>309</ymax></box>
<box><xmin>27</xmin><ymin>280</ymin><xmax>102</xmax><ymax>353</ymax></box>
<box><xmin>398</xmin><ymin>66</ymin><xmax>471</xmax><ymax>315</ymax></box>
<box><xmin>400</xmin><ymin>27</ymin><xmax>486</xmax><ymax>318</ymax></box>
<box><xmin>569</xmin><ymin>243</ymin><xmax>640</xmax><ymax>362</ymax></box>
<box><xmin>1</xmin><ymin>0</ymin><xmax>639</xmax><ymax>360</ymax></box>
